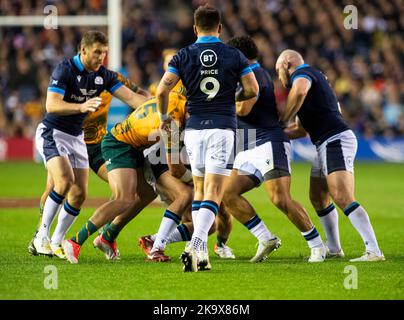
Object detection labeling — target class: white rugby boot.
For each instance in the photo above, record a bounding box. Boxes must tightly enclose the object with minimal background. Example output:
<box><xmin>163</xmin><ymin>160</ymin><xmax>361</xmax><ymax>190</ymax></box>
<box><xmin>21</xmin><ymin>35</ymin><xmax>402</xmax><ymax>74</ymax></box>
<box><xmin>197</xmin><ymin>250</ymin><xmax>212</xmax><ymax>271</ymax></box>
<box><xmin>308</xmin><ymin>245</ymin><xmax>327</xmax><ymax>263</ymax></box>
<box><xmin>350</xmin><ymin>251</ymin><xmax>385</xmax><ymax>262</ymax></box>
<box><xmin>180</xmin><ymin>246</ymin><xmax>198</xmax><ymax>272</ymax></box>
<box><xmin>32</xmin><ymin>235</ymin><xmax>53</xmax><ymax>257</ymax></box>
<box><xmin>250</xmin><ymin>237</ymin><xmax>281</xmax><ymax>263</ymax></box>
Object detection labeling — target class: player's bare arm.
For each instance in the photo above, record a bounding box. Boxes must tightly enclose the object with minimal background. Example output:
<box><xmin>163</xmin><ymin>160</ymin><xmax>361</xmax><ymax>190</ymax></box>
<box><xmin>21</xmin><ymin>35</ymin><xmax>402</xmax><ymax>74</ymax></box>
<box><xmin>281</xmin><ymin>77</ymin><xmax>311</xmax><ymax>123</ymax></box>
<box><xmin>115</xmin><ymin>71</ymin><xmax>152</xmax><ymax>100</ymax></box>
<box><xmin>236</xmin><ymin>95</ymin><xmax>258</xmax><ymax>116</ymax></box>
<box><xmin>284</xmin><ymin>117</ymin><xmax>307</xmax><ymax>139</ymax></box>
<box><xmin>166</xmin><ymin>154</ymin><xmax>192</xmax><ymax>184</ymax></box>
<box><xmin>136</xmin><ymin>87</ymin><xmax>153</xmax><ymax>99</ymax></box>
<box><xmin>156</xmin><ymin>71</ymin><xmax>179</xmax><ymax>131</ymax></box>
<box><xmin>46</xmin><ymin>92</ymin><xmax>101</xmax><ymax>115</ymax></box>
<box><xmin>112</xmin><ymin>85</ymin><xmax>148</xmax><ymax>110</ymax></box>
<box><xmin>126</xmin><ymin>79</ymin><xmax>152</xmax><ymax>99</ymax></box>
<box><xmin>236</xmin><ymin>72</ymin><xmax>259</xmax><ymax>102</ymax></box>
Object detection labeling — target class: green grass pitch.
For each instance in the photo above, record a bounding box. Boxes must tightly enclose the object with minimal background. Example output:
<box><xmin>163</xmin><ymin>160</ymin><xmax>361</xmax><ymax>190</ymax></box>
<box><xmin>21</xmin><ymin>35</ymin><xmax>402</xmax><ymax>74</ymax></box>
<box><xmin>0</xmin><ymin>161</ymin><xmax>403</xmax><ymax>300</ymax></box>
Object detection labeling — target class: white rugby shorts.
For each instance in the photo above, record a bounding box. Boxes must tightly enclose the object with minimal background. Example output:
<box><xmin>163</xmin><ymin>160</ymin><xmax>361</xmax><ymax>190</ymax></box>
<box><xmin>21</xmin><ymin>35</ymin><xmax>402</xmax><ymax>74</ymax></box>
<box><xmin>184</xmin><ymin>129</ymin><xmax>235</xmax><ymax>177</ymax></box>
<box><xmin>233</xmin><ymin>141</ymin><xmax>291</xmax><ymax>186</ymax></box>
<box><xmin>35</xmin><ymin>122</ymin><xmax>89</xmax><ymax>169</ymax></box>
<box><xmin>311</xmin><ymin>130</ymin><xmax>357</xmax><ymax>178</ymax></box>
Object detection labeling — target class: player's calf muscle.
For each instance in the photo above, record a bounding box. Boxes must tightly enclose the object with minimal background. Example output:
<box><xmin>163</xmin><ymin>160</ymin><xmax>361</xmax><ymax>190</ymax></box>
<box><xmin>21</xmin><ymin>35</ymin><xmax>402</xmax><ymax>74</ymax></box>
<box><xmin>268</xmin><ymin>191</ymin><xmax>290</xmax><ymax>212</ymax></box>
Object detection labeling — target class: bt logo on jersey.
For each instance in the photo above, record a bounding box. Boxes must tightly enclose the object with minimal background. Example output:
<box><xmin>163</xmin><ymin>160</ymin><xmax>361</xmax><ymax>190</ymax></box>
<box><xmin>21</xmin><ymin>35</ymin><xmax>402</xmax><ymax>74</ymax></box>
<box><xmin>200</xmin><ymin>49</ymin><xmax>217</xmax><ymax>67</ymax></box>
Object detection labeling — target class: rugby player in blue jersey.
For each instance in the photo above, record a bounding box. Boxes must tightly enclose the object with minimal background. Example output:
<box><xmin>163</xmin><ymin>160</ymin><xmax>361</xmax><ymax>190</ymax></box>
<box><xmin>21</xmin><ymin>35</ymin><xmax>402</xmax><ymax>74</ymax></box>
<box><xmin>223</xmin><ymin>36</ymin><xmax>327</xmax><ymax>263</ymax></box>
<box><xmin>156</xmin><ymin>4</ymin><xmax>259</xmax><ymax>272</ymax></box>
<box><xmin>32</xmin><ymin>31</ymin><xmax>147</xmax><ymax>257</ymax></box>
<box><xmin>277</xmin><ymin>49</ymin><xmax>384</xmax><ymax>262</ymax></box>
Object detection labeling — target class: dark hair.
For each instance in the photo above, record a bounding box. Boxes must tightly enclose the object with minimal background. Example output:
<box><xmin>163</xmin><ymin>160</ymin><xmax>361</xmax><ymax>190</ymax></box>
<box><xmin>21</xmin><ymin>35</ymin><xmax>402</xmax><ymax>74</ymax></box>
<box><xmin>227</xmin><ymin>36</ymin><xmax>258</xmax><ymax>60</ymax></box>
<box><xmin>194</xmin><ymin>4</ymin><xmax>221</xmax><ymax>31</ymax></box>
<box><xmin>80</xmin><ymin>30</ymin><xmax>108</xmax><ymax>49</ymax></box>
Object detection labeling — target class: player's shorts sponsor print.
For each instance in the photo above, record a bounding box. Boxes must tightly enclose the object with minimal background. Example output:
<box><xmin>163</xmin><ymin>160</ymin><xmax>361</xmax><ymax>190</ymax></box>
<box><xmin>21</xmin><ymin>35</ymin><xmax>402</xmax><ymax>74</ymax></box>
<box><xmin>86</xmin><ymin>143</ymin><xmax>105</xmax><ymax>174</ymax></box>
<box><xmin>35</xmin><ymin>122</ymin><xmax>89</xmax><ymax>169</ymax></box>
<box><xmin>233</xmin><ymin>141</ymin><xmax>291</xmax><ymax>186</ymax></box>
<box><xmin>311</xmin><ymin>129</ymin><xmax>357</xmax><ymax>177</ymax></box>
<box><xmin>101</xmin><ymin>132</ymin><xmax>144</xmax><ymax>172</ymax></box>
<box><xmin>184</xmin><ymin>129</ymin><xmax>235</xmax><ymax>177</ymax></box>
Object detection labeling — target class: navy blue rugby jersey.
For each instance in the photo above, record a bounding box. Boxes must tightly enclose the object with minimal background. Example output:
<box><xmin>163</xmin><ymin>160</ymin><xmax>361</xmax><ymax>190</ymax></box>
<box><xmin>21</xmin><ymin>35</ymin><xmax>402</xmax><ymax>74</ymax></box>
<box><xmin>168</xmin><ymin>36</ymin><xmax>252</xmax><ymax>130</ymax></box>
<box><xmin>43</xmin><ymin>54</ymin><xmax>122</xmax><ymax>136</ymax></box>
<box><xmin>291</xmin><ymin>64</ymin><xmax>349</xmax><ymax>145</ymax></box>
<box><xmin>237</xmin><ymin>62</ymin><xmax>289</xmax><ymax>149</ymax></box>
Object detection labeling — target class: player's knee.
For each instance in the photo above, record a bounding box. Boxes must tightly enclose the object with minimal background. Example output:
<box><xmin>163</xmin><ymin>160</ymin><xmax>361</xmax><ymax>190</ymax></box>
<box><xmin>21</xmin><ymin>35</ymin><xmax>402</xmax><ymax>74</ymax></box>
<box><xmin>179</xmin><ymin>187</ymin><xmax>194</xmax><ymax>207</ymax></box>
<box><xmin>69</xmin><ymin>189</ymin><xmax>87</xmax><ymax>207</ymax></box>
<box><xmin>171</xmin><ymin>184</ymin><xmax>193</xmax><ymax>207</ymax></box>
<box><xmin>331</xmin><ymin>192</ymin><xmax>354</xmax><ymax>210</ymax></box>
<box><xmin>204</xmin><ymin>183</ymin><xmax>225</xmax><ymax>201</ymax></box>
<box><xmin>53</xmin><ymin>177</ymin><xmax>74</xmax><ymax>196</ymax></box>
<box><xmin>114</xmin><ymin>194</ymin><xmax>136</xmax><ymax>211</ymax></box>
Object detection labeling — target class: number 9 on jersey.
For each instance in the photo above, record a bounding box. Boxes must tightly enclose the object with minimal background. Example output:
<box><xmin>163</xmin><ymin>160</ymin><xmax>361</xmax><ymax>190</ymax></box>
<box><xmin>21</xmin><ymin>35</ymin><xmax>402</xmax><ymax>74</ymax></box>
<box><xmin>200</xmin><ymin>77</ymin><xmax>220</xmax><ymax>101</ymax></box>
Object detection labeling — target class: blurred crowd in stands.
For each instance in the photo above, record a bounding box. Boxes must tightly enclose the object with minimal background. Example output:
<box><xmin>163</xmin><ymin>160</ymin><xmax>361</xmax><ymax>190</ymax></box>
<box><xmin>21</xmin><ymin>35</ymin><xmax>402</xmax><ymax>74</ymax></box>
<box><xmin>0</xmin><ymin>0</ymin><xmax>403</xmax><ymax>138</ymax></box>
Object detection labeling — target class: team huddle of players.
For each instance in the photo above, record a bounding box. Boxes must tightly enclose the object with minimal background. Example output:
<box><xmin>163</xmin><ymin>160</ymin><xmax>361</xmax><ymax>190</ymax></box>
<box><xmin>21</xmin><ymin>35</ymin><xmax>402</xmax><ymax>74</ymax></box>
<box><xmin>29</xmin><ymin>4</ymin><xmax>384</xmax><ymax>272</ymax></box>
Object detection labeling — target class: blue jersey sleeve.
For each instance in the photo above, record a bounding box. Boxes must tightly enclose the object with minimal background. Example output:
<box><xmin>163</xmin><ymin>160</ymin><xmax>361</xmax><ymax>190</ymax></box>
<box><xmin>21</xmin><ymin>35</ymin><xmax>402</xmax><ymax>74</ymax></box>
<box><xmin>48</xmin><ymin>61</ymin><xmax>70</xmax><ymax>96</ymax></box>
<box><xmin>238</xmin><ymin>51</ymin><xmax>252</xmax><ymax>77</ymax></box>
<box><xmin>291</xmin><ymin>69</ymin><xmax>316</xmax><ymax>84</ymax></box>
<box><xmin>105</xmin><ymin>69</ymin><xmax>123</xmax><ymax>94</ymax></box>
<box><xmin>167</xmin><ymin>53</ymin><xmax>181</xmax><ymax>77</ymax></box>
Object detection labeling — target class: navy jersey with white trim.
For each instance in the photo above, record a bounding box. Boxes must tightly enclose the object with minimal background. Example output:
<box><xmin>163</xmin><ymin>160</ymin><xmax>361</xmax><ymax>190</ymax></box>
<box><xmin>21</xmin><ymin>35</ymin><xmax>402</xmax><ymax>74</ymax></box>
<box><xmin>237</xmin><ymin>63</ymin><xmax>289</xmax><ymax>149</ymax></box>
<box><xmin>168</xmin><ymin>36</ymin><xmax>252</xmax><ymax>130</ymax></box>
<box><xmin>43</xmin><ymin>54</ymin><xmax>122</xmax><ymax>136</ymax></box>
<box><xmin>291</xmin><ymin>64</ymin><xmax>349</xmax><ymax>145</ymax></box>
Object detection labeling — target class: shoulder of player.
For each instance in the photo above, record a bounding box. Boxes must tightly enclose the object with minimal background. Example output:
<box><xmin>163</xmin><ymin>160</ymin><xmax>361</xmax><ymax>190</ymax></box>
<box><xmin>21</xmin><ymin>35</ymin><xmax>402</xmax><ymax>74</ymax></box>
<box><xmin>58</xmin><ymin>57</ymin><xmax>71</xmax><ymax>66</ymax></box>
<box><xmin>291</xmin><ymin>67</ymin><xmax>317</xmax><ymax>83</ymax></box>
<box><xmin>252</xmin><ymin>65</ymin><xmax>264</xmax><ymax>75</ymax></box>
<box><xmin>56</xmin><ymin>57</ymin><xmax>80</xmax><ymax>77</ymax></box>
<box><xmin>172</xmin><ymin>47</ymin><xmax>189</xmax><ymax>58</ymax></box>
<box><xmin>52</xmin><ymin>58</ymin><xmax>74</xmax><ymax>80</ymax></box>
<box><xmin>54</xmin><ymin>58</ymin><xmax>73</xmax><ymax>72</ymax></box>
